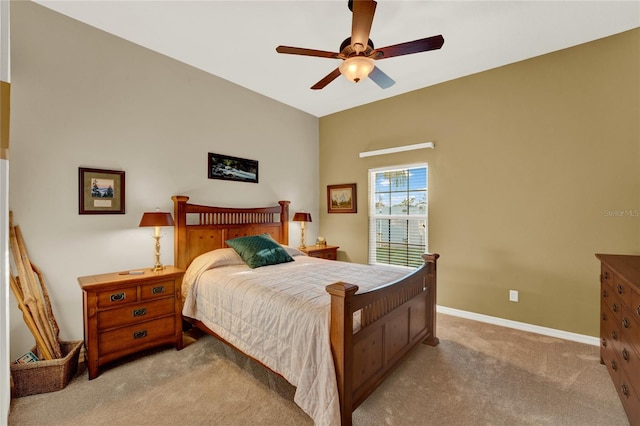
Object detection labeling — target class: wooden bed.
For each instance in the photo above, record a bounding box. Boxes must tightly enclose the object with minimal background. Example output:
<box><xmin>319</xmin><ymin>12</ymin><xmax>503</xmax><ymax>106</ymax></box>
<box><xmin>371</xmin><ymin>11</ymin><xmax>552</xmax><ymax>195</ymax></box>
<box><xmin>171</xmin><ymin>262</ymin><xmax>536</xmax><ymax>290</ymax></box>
<box><xmin>172</xmin><ymin>195</ymin><xmax>439</xmax><ymax>426</ymax></box>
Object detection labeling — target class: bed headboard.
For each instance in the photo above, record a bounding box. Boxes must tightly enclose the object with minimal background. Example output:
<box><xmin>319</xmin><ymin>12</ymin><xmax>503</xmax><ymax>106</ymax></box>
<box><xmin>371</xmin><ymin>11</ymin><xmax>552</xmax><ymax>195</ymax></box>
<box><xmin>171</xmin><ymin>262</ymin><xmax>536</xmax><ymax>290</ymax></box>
<box><xmin>171</xmin><ymin>195</ymin><xmax>290</xmax><ymax>271</ymax></box>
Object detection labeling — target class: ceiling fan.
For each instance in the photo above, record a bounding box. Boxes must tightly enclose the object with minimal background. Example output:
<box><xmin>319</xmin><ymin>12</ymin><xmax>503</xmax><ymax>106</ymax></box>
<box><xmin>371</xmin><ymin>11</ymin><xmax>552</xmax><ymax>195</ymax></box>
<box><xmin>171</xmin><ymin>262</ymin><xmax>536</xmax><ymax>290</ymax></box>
<box><xmin>276</xmin><ymin>0</ymin><xmax>444</xmax><ymax>90</ymax></box>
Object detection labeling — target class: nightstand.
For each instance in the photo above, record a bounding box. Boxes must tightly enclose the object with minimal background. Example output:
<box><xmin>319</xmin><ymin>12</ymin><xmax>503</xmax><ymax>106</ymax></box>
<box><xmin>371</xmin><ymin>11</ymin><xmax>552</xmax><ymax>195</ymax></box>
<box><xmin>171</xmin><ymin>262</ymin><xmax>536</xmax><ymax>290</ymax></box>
<box><xmin>300</xmin><ymin>245</ymin><xmax>339</xmax><ymax>260</ymax></box>
<box><xmin>77</xmin><ymin>266</ymin><xmax>184</xmax><ymax>379</ymax></box>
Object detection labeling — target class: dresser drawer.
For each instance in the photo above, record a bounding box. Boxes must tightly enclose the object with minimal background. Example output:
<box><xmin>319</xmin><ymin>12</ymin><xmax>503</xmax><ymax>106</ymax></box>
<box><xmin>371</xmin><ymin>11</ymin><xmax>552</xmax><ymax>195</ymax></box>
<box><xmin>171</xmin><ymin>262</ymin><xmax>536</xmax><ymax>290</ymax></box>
<box><xmin>141</xmin><ymin>280</ymin><xmax>175</xmax><ymax>300</ymax></box>
<box><xmin>602</xmin><ymin>341</ymin><xmax>621</xmax><ymax>389</ymax></box>
<box><xmin>97</xmin><ymin>297</ymin><xmax>175</xmax><ymax>331</ymax></box>
<box><xmin>602</xmin><ymin>264</ymin><xmax>614</xmax><ymax>289</ymax></box>
<box><xmin>614</xmin><ymin>274</ymin><xmax>633</xmax><ymax>310</ymax></box>
<box><xmin>97</xmin><ymin>286</ymin><xmax>138</xmax><ymax>308</ymax></box>
<box><xmin>619</xmin><ymin>369</ymin><xmax>640</xmax><ymax>425</ymax></box>
<box><xmin>98</xmin><ymin>316</ymin><xmax>175</xmax><ymax>356</ymax></box>
<box><xmin>602</xmin><ymin>304</ymin><xmax>622</xmax><ymax>358</ymax></box>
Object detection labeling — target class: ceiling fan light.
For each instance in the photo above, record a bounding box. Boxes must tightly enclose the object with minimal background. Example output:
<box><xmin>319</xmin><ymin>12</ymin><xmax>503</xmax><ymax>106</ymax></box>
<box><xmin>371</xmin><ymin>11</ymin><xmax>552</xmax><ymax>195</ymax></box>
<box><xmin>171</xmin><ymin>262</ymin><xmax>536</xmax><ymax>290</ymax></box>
<box><xmin>339</xmin><ymin>56</ymin><xmax>375</xmax><ymax>83</ymax></box>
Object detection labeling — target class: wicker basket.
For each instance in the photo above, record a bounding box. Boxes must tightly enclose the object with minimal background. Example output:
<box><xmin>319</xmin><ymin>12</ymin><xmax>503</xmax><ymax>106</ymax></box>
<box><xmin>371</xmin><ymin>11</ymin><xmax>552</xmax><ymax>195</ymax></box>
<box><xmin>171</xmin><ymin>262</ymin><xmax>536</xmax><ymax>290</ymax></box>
<box><xmin>10</xmin><ymin>340</ymin><xmax>83</xmax><ymax>397</ymax></box>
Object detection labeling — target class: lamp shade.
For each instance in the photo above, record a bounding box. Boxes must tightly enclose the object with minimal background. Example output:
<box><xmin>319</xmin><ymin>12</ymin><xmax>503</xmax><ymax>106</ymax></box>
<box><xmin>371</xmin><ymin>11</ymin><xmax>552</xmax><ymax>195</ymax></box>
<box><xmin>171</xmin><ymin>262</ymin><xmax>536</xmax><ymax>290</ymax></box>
<box><xmin>339</xmin><ymin>56</ymin><xmax>375</xmax><ymax>83</ymax></box>
<box><xmin>139</xmin><ymin>212</ymin><xmax>174</xmax><ymax>227</ymax></box>
<box><xmin>292</xmin><ymin>212</ymin><xmax>312</xmax><ymax>223</ymax></box>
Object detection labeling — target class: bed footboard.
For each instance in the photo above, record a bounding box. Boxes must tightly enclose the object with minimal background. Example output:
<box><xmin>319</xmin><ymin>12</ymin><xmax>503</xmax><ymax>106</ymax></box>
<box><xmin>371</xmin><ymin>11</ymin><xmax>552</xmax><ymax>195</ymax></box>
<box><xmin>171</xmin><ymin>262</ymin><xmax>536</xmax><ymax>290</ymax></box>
<box><xmin>326</xmin><ymin>253</ymin><xmax>439</xmax><ymax>426</ymax></box>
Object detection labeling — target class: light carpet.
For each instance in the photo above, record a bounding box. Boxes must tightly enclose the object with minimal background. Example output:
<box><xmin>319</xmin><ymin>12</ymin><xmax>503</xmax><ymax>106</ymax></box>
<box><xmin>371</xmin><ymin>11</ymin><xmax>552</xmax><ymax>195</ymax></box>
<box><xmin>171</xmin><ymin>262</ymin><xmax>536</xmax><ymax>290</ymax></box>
<box><xmin>8</xmin><ymin>313</ymin><xmax>628</xmax><ymax>425</ymax></box>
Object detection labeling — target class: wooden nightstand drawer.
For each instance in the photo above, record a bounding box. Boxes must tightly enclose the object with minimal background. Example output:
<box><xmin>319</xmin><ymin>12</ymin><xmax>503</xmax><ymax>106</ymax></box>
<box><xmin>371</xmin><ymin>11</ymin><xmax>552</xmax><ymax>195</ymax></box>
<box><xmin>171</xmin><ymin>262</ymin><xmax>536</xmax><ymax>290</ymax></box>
<box><xmin>301</xmin><ymin>245</ymin><xmax>339</xmax><ymax>261</ymax></box>
<box><xmin>141</xmin><ymin>280</ymin><xmax>175</xmax><ymax>300</ymax></box>
<box><xmin>98</xmin><ymin>316</ymin><xmax>175</xmax><ymax>356</ymax></box>
<box><xmin>97</xmin><ymin>286</ymin><xmax>137</xmax><ymax>308</ymax></box>
<box><xmin>97</xmin><ymin>297</ymin><xmax>175</xmax><ymax>331</ymax></box>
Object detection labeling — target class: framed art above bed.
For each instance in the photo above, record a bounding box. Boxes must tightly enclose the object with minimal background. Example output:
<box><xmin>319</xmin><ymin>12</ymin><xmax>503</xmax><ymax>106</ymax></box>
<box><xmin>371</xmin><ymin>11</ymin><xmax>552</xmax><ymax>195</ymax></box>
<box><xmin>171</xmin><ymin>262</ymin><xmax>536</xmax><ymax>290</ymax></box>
<box><xmin>207</xmin><ymin>152</ymin><xmax>258</xmax><ymax>183</ymax></box>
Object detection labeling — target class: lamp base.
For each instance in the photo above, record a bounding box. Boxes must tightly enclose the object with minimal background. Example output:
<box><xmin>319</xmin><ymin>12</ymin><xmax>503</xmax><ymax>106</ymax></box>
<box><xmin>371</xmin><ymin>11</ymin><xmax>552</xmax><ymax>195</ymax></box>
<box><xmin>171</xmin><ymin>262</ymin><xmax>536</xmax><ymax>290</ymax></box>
<box><xmin>151</xmin><ymin>235</ymin><xmax>164</xmax><ymax>272</ymax></box>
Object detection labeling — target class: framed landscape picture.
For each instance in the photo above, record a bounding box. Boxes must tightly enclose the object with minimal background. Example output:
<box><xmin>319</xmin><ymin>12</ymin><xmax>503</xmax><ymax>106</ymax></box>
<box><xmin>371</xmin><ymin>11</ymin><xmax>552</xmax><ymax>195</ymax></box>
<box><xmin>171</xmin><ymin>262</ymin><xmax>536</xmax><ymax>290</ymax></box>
<box><xmin>327</xmin><ymin>183</ymin><xmax>357</xmax><ymax>213</ymax></box>
<box><xmin>78</xmin><ymin>167</ymin><xmax>125</xmax><ymax>214</ymax></box>
<box><xmin>208</xmin><ymin>152</ymin><xmax>258</xmax><ymax>183</ymax></box>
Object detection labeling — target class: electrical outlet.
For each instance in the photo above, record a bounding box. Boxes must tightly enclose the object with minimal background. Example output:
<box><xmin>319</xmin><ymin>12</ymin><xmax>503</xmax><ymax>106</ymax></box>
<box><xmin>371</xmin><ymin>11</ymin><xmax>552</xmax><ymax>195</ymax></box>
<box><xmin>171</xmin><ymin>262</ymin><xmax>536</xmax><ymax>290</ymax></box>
<box><xmin>509</xmin><ymin>290</ymin><xmax>519</xmax><ymax>302</ymax></box>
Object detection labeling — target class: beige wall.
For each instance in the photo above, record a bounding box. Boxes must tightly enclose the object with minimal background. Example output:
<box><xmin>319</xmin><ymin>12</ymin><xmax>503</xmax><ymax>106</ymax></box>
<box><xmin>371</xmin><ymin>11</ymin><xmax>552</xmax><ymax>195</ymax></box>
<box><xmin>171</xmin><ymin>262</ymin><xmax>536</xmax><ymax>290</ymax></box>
<box><xmin>319</xmin><ymin>28</ymin><xmax>640</xmax><ymax>336</ymax></box>
<box><xmin>8</xmin><ymin>2</ymin><xmax>319</xmax><ymax>359</ymax></box>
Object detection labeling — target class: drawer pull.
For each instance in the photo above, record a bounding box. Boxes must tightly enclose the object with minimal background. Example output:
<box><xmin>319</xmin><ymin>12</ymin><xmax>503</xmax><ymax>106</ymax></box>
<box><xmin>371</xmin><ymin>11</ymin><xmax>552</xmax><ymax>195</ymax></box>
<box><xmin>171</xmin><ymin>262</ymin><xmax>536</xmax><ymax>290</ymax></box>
<box><xmin>611</xmin><ymin>360</ymin><xmax>618</xmax><ymax>371</ymax></box>
<box><xmin>604</xmin><ymin>271</ymin><xmax>610</xmax><ymax>280</ymax></box>
<box><xmin>110</xmin><ymin>292</ymin><xmax>126</xmax><ymax>302</ymax></box>
<box><xmin>611</xmin><ymin>330</ymin><xmax>618</xmax><ymax>340</ymax></box>
<box><xmin>636</xmin><ymin>305</ymin><xmax>640</xmax><ymax>317</ymax></box>
<box><xmin>132</xmin><ymin>308</ymin><xmax>147</xmax><ymax>317</ymax></box>
<box><xmin>152</xmin><ymin>286</ymin><xmax>166</xmax><ymax>295</ymax></box>
<box><xmin>133</xmin><ymin>330</ymin><xmax>148</xmax><ymax>339</ymax></box>
<box><xmin>602</xmin><ymin>312</ymin><xmax>607</xmax><ymax>321</ymax></box>
<box><xmin>602</xmin><ymin>289</ymin><xmax>608</xmax><ymax>298</ymax></box>
<box><xmin>617</xmin><ymin>284</ymin><xmax>624</xmax><ymax>295</ymax></box>
<box><xmin>601</xmin><ymin>338</ymin><xmax>607</xmax><ymax>348</ymax></box>
<box><xmin>623</xmin><ymin>317</ymin><xmax>631</xmax><ymax>329</ymax></box>
<box><xmin>622</xmin><ymin>384</ymin><xmax>630</xmax><ymax>398</ymax></box>
<box><xmin>612</xmin><ymin>303</ymin><xmax>618</xmax><ymax>313</ymax></box>
<box><xmin>623</xmin><ymin>348</ymin><xmax>630</xmax><ymax>361</ymax></box>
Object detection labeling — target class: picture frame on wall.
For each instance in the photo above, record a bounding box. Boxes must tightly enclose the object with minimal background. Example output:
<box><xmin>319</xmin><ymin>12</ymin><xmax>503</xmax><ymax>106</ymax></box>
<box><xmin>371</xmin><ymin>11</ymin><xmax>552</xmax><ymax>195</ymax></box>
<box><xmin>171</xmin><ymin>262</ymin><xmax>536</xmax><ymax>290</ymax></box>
<box><xmin>327</xmin><ymin>183</ymin><xmax>357</xmax><ymax>213</ymax></box>
<box><xmin>78</xmin><ymin>167</ymin><xmax>125</xmax><ymax>214</ymax></box>
<box><xmin>208</xmin><ymin>152</ymin><xmax>259</xmax><ymax>183</ymax></box>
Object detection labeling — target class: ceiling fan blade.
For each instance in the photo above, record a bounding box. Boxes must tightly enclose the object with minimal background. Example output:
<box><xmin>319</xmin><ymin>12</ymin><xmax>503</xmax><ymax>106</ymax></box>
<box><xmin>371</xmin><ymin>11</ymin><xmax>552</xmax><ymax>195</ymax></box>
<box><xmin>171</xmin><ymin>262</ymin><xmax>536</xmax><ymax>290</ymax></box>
<box><xmin>368</xmin><ymin>66</ymin><xmax>395</xmax><ymax>89</ymax></box>
<box><xmin>371</xmin><ymin>35</ymin><xmax>444</xmax><ymax>60</ymax></box>
<box><xmin>351</xmin><ymin>0</ymin><xmax>377</xmax><ymax>54</ymax></box>
<box><xmin>276</xmin><ymin>46</ymin><xmax>340</xmax><ymax>59</ymax></box>
<box><xmin>311</xmin><ymin>68</ymin><xmax>342</xmax><ymax>90</ymax></box>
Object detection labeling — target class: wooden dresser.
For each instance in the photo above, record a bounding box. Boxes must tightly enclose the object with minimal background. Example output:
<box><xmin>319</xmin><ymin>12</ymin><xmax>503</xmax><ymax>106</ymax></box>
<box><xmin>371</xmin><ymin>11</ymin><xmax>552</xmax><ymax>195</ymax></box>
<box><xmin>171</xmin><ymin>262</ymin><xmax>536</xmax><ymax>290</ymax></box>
<box><xmin>78</xmin><ymin>266</ymin><xmax>184</xmax><ymax>379</ymax></box>
<box><xmin>300</xmin><ymin>244</ymin><xmax>339</xmax><ymax>260</ymax></box>
<box><xmin>597</xmin><ymin>254</ymin><xmax>640</xmax><ymax>423</ymax></box>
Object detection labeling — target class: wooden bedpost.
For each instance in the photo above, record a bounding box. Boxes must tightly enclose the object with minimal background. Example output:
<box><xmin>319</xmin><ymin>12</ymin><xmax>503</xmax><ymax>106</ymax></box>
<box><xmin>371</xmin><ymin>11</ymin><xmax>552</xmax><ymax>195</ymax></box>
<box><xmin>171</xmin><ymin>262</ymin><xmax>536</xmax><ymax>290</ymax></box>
<box><xmin>422</xmin><ymin>252</ymin><xmax>440</xmax><ymax>346</ymax></box>
<box><xmin>326</xmin><ymin>282</ymin><xmax>359</xmax><ymax>426</ymax></box>
<box><xmin>172</xmin><ymin>195</ymin><xmax>189</xmax><ymax>271</ymax></box>
<box><xmin>278</xmin><ymin>200</ymin><xmax>290</xmax><ymax>245</ymax></box>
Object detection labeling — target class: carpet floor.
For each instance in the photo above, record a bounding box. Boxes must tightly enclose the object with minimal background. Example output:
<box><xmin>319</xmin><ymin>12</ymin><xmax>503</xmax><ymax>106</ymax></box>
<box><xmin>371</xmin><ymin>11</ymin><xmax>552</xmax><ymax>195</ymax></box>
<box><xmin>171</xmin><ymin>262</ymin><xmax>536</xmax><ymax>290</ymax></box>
<box><xmin>8</xmin><ymin>313</ymin><xmax>629</xmax><ymax>425</ymax></box>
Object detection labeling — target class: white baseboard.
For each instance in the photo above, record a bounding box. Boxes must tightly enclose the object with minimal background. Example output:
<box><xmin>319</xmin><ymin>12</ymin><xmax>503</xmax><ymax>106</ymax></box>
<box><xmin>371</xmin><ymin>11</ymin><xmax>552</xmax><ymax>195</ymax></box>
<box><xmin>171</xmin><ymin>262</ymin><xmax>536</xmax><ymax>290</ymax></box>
<box><xmin>437</xmin><ymin>305</ymin><xmax>600</xmax><ymax>347</ymax></box>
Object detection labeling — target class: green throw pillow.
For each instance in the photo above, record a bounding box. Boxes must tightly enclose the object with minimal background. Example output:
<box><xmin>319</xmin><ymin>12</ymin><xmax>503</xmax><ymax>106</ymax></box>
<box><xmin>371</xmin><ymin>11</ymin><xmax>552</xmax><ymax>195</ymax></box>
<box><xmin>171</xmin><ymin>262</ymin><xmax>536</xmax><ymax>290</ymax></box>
<box><xmin>225</xmin><ymin>234</ymin><xmax>294</xmax><ymax>269</ymax></box>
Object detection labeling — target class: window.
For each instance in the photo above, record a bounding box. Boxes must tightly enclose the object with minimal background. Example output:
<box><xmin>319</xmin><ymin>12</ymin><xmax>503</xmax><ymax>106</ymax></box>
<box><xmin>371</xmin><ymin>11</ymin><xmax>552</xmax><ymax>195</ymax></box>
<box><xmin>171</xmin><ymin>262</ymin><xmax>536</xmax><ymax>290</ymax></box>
<box><xmin>368</xmin><ymin>164</ymin><xmax>428</xmax><ymax>269</ymax></box>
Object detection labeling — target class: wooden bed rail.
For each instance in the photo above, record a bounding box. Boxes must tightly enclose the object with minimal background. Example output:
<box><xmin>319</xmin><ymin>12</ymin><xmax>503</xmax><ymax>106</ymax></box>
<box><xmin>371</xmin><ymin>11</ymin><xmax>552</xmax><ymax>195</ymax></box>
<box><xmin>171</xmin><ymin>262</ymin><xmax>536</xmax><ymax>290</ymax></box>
<box><xmin>326</xmin><ymin>253</ymin><xmax>439</xmax><ymax>426</ymax></box>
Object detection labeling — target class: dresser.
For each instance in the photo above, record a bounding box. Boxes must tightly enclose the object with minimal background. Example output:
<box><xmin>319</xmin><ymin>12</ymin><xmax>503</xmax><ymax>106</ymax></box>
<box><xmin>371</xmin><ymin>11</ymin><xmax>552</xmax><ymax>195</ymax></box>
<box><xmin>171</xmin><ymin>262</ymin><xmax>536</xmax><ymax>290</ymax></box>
<box><xmin>78</xmin><ymin>266</ymin><xmax>184</xmax><ymax>379</ymax></box>
<box><xmin>597</xmin><ymin>254</ymin><xmax>640</xmax><ymax>424</ymax></box>
<box><xmin>300</xmin><ymin>244</ymin><xmax>339</xmax><ymax>260</ymax></box>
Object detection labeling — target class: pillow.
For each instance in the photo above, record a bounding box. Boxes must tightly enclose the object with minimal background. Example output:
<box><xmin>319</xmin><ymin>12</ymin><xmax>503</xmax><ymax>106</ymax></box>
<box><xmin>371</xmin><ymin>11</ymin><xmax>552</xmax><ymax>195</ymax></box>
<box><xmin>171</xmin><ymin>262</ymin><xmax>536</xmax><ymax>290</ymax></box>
<box><xmin>225</xmin><ymin>234</ymin><xmax>294</xmax><ymax>268</ymax></box>
<box><xmin>182</xmin><ymin>248</ymin><xmax>246</xmax><ymax>291</ymax></box>
<box><xmin>281</xmin><ymin>245</ymin><xmax>307</xmax><ymax>257</ymax></box>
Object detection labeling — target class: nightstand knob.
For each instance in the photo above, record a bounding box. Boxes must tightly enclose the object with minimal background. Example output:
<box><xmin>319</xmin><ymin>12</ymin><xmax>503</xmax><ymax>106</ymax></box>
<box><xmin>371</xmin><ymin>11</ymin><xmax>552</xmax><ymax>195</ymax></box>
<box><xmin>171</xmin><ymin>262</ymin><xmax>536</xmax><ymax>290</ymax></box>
<box><xmin>132</xmin><ymin>308</ymin><xmax>147</xmax><ymax>317</ymax></box>
<box><xmin>152</xmin><ymin>286</ymin><xmax>166</xmax><ymax>294</ymax></box>
<box><xmin>133</xmin><ymin>330</ymin><xmax>148</xmax><ymax>339</ymax></box>
<box><xmin>110</xmin><ymin>292</ymin><xmax>126</xmax><ymax>302</ymax></box>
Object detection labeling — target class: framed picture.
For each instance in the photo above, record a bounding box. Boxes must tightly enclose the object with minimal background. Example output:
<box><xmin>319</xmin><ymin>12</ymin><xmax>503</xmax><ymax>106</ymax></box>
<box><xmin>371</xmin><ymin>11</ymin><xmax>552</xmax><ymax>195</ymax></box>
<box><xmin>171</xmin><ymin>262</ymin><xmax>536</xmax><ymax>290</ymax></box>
<box><xmin>78</xmin><ymin>167</ymin><xmax>125</xmax><ymax>214</ymax></box>
<box><xmin>327</xmin><ymin>183</ymin><xmax>357</xmax><ymax>213</ymax></box>
<box><xmin>208</xmin><ymin>152</ymin><xmax>258</xmax><ymax>183</ymax></box>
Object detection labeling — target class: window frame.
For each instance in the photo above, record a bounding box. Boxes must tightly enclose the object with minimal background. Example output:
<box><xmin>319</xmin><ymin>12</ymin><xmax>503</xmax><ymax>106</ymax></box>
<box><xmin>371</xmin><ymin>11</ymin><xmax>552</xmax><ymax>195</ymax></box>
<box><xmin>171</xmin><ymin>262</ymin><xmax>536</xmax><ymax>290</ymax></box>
<box><xmin>368</xmin><ymin>163</ymin><xmax>429</xmax><ymax>270</ymax></box>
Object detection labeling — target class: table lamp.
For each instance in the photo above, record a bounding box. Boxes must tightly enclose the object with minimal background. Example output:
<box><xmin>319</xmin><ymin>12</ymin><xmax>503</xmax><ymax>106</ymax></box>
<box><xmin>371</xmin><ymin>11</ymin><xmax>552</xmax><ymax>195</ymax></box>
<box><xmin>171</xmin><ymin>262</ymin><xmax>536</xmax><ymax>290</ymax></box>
<box><xmin>292</xmin><ymin>212</ymin><xmax>312</xmax><ymax>249</ymax></box>
<box><xmin>139</xmin><ymin>210</ymin><xmax>174</xmax><ymax>271</ymax></box>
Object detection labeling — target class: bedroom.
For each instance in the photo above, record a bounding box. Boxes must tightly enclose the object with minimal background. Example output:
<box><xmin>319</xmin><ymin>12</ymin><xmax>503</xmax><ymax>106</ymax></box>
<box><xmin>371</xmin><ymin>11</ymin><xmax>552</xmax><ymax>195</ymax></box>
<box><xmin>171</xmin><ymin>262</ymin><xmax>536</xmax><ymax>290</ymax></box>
<box><xmin>1</xmin><ymin>0</ymin><xmax>639</xmax><ymax>424</ymax></box>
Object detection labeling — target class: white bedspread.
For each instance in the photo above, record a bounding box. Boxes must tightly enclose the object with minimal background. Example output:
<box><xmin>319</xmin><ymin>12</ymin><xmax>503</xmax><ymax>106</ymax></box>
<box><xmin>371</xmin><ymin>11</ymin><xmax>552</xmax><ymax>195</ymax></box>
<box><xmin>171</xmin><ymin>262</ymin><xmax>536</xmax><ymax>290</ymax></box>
<box><xmin>181</xmin><ymin>248</ymin><xmax>407</xmax><ymax>425</ymax></box>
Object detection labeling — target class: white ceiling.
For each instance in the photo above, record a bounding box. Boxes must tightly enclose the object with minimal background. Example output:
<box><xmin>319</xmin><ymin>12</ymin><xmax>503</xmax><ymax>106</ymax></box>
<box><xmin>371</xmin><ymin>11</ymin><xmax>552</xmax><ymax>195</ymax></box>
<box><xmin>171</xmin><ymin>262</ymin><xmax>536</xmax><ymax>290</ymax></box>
<box><xmin>34</xmin><ymin>1</ymin><xmax>640</xmax><ymax>117</ymax></box>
